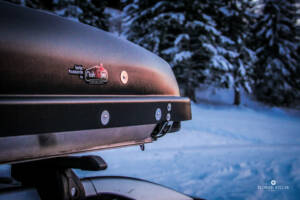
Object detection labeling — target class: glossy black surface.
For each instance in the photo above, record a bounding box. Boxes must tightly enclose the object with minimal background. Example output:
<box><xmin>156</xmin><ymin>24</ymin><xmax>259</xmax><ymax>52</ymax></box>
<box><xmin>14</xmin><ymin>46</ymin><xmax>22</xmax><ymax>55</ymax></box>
<box><xmin>0</xmin><ymin>2</ymin><xmax>179</xmax><ymax>96</ymax></box>
<box><xmin>0</xmin><ymin>96</ymin><xmax>191</xmax><ymax>137</ymax></box>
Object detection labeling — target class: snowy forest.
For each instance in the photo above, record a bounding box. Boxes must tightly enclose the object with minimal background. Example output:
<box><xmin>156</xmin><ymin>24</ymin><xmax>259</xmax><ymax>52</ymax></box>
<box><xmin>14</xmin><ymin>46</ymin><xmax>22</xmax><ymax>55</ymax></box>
<box><xmin>6</xmin><ymin>0</ymin><xmax>300</xmax><ymax>106</ymax></box>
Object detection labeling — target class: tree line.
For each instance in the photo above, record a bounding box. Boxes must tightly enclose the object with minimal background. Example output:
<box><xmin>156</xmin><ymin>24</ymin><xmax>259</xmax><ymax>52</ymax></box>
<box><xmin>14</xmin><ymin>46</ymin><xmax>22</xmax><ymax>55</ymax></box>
<box><xmin>124</xmin><ymin>0</ymin><xmax>300</xmax><ymax>106</ymax></box>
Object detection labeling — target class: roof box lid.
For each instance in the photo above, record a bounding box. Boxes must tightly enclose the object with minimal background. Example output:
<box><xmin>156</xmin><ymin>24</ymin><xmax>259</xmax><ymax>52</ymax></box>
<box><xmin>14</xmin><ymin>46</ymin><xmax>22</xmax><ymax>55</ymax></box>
<box><xmin>0</xmin><ymin>2</ymin><xmax>179</xmax><ymax>96</ymax></box>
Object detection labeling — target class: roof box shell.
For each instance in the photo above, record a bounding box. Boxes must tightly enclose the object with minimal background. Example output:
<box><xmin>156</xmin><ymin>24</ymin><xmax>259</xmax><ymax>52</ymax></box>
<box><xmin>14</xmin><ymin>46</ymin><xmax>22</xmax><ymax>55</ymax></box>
<box><xmin>0</xmin><ymin>2</ymin><xmax>191</xmax><ymax>164</ymax></box>
<box><xmin>0</xmin><ymin>2</ymin><xmax>179</xmax><ymax>96</ymax></box>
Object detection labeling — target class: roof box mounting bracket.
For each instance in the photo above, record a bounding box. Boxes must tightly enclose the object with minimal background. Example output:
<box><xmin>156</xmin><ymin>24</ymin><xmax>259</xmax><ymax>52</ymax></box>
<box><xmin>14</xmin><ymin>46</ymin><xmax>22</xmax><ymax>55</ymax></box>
<box><xmin>11</xmin><ymin>155</ymin><xmax>107</xmax><ymax>200</ymax></box>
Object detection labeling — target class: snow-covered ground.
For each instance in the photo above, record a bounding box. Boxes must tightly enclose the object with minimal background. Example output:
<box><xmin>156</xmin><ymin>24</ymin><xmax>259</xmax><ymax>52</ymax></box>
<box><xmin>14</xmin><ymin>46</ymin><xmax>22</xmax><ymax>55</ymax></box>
<box><xmin>76</xmin><ymin>102</ymin><xmax>300</xmax><ymax>200</ymax></box>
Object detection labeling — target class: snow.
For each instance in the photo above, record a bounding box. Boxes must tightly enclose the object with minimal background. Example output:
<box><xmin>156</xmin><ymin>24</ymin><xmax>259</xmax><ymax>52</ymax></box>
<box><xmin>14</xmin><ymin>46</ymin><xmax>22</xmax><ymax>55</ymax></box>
<box><xmin>202</xmin><ymin>14</ymin><xmax>212</xmax><ymax>22</ymax></box>
<box><xmin>211</xmin><ymin>55</ymin><xmax>234</xmax><ymax>71</ymax></box>
<box><xmin>203</xmin><ymin>43</ymin><xmax>217</xmax><ymax>55</ymax></box>
<box><xmin>53</xmin><ymin>6</ymin><xmax>82</xmax><ymax>23</ymax></box>
<box><xmin>151</xmin><ymin>1</ymin><xmax>167</xmax><ymax>13</ymax></box>
<box><xmin>105</xmin><ymin>8</ymin><xmax>126</xmax><ymax>39</ymax></box>
<box><xmin>273</xmin><ymin>58</ymin><xmax>284</xmax><ymax>71</ymax></box>
<box><xmin>186</xmin><ymin>21</ymin><xmax>221</xmax><ymax>36</ymax></box>
<box><xmin>244</xmin><ymin>81</ymin><xmax>252</xmax><ymax>94</ymax></box>
<box><xmin>278</xmin><ymin>24</ymin><xmax>290</xmax><ymax>33</ymax></box>
<box><xmin>174</xmin><ymin>51</ymin><xmax>192</xmax><ymax>63</ymax></box>
<box><xmin>269</xmin><ymin>37</ymin><xmax>274</xmax><ymax>46</ymax></box>
<box><xmin>220</xmin><ymin>6</ymin><xmax>234</xmax><ymax>17</ymax></box>
<box><xmin>55</xmin><ymin>8</ymin><xmax>67</xmax><ymax>16</ymax></box>
<box><xmin>220</xmin><ymin>35</ymin><xmax>235</xmax><ymax>45</ymax></box>
<box><xmin>256</xmin><ymin>26</ymin><xmax>266</xmax><ymax>37</ymax></box>
<box><xmin>265</xmin><ymin>28</ymin><xmax>273</xmax><ymax>39</ymax></box>
<box><xmin>162</xmin><ymin>46</ymin><xmax>178</xmax><ymax>55</ymax></box>
<box><xmin>20</xmin><ymin>0</ymin><xmax>25</xmax><ymax>6</ymax></box>
<box><xmin>75</xmin><ymin>100</ymin><xmax>300</xmax><ymax>200</ymax></box>
<box><xmin>123</xmin><ymin>3</ymin><xmax>138</xmax><ymax>14</ymax></box>
<box><xmin>238</xmin><ymin>59</ymin><xmax>246</xmax><ymax>76</ymax></box>
<box><xmin>154</xmin><ymin>13</ymin><xmax>185</xmax><ymax>25</ymax></box>
<box><xmin>217</xmin><ymin>47</ymin><xmax>239</xmax><ymax>58</ymax></box>
<box><xmin>174</xmin><ymin>34</ymin><xmax>189</xmax><ymax>46</ymax></box>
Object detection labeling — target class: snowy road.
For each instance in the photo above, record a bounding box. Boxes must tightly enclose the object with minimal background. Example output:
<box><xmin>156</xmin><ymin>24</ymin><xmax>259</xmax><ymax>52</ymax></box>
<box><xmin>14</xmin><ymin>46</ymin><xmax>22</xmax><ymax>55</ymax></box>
<box><xmin>77</xmin><ymin>103</ymin><xmax>300</xmax><ymax>200</ymax></box>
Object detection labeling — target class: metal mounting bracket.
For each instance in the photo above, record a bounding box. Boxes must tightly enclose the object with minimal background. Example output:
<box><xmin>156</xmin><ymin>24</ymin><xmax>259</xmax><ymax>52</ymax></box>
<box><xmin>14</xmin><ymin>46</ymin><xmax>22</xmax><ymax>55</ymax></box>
<box><xmin>11</xmin><ymin>155</ymin><xmax>107</xmax><ymax>200</ymax></box>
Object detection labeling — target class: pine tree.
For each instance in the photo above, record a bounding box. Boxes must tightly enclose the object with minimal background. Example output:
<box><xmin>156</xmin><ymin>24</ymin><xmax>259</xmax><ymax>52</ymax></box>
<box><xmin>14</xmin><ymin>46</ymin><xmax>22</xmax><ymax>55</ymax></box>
<box><xmin>173</xmin><ymin>0</ymin><xmax>233</xmax><ymax>102</ymax></box>
<box><xmin>123</xmin><ymin>0</ymin><xmax>185</xmax><ymax>62</ymax></box>
<box><xmin>253</xmin><ymin>0</ymin><xmax>299</xmax><ymax>106</ymax></box>
<box><xmin>213</xmin><ymin>0</ymin><xmax>256</xmax><ymax>105</ymax></box>
<box><xmin>77</xmin><ymin>0</ymin><xmax>110</xmax><ymax>31</ymax></box>
<box><xmin>5</xmin><ymin>0</ymin><xmax>110</xmax><ymax>31</ymax></box>
<box><xmin>173</xmin><ymin>0</ymin><xmax>256</xmax><ymax>104</ymax></box>
<box><xmin>123</xmin><ymin>0</ymin><xmax>248</xmax><ymax>103</ymax></box>
<box><xmin>123</xmin><ymin>0</ymin><xmax>202</xmax><ymax>100</ymax></box>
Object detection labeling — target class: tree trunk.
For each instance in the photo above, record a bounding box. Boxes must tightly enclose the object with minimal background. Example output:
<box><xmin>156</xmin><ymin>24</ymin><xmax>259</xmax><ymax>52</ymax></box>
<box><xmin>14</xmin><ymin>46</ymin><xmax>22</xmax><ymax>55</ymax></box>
<box><xmin>234</xmin><ymin>88</ymin><xmax>241</xmax><ymax>106</ymax></box>
<box><xmin>184</xmin><ymin>85</ymin><xmax>196</xmax><ymax>102</ymax></box>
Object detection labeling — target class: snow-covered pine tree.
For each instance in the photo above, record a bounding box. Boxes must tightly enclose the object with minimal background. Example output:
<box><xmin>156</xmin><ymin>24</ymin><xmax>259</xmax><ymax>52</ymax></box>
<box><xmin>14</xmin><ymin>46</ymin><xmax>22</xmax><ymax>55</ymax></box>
<box><xmin>123</xmin><ymin>0</ymin><xmax>185</xmax><ymax>63</ymax></box>
<box><xmin>253</xmin><ymin>0</ymin><xmax>299</xmax><ymax>106</ymax></box>
<box><xmin>173</xmin><ymin>0</ymin><xmax>232</xmax><ymax>102</ymax></box>
<box><xmin>213</xmin><ymin>0</ymin><xmax>256</xmax><ymax>105</ymax></box>
<box><xmin>5</xmin><ymin>0</ymin><xmax>110</xmax><ymax>31</ymax></box>
<box><xmin>174</xmin><ymin>0</ymin><xmax>255</xmax><ymax>104</ymax></box>
<box><xmin>77</xmin><ymin>0</ymin><xmax>109</xmax><ymax>31</ymax></box>
<box><xmin>123</xmin><ymin>0</ymin><xmax>247</xmax><ymax>103</ymax></box>
<box><xmin>123</xmin><ymin>0</ymin><xmax>204</xmax><ymax>100</ymax></box>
